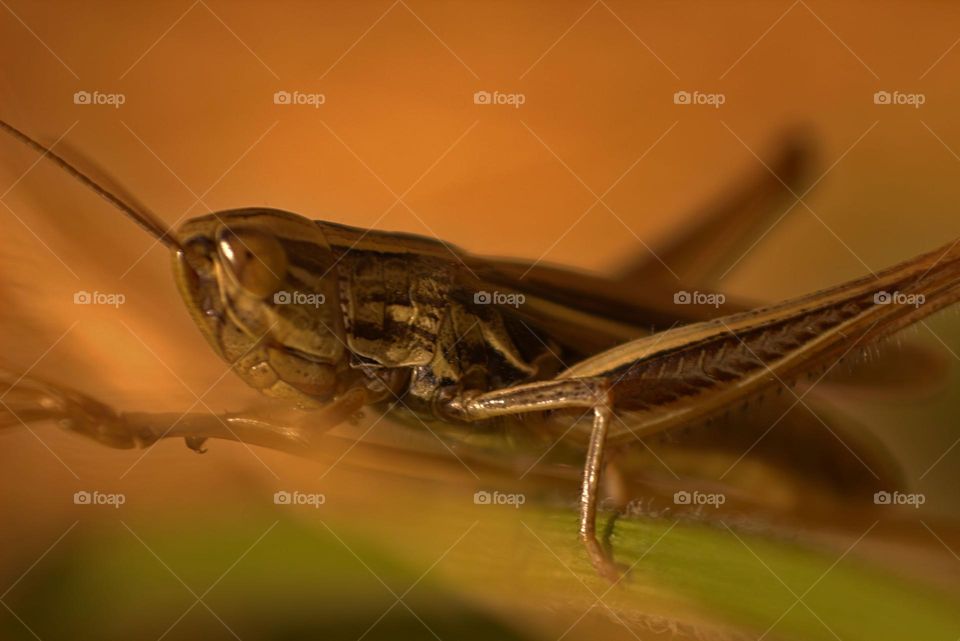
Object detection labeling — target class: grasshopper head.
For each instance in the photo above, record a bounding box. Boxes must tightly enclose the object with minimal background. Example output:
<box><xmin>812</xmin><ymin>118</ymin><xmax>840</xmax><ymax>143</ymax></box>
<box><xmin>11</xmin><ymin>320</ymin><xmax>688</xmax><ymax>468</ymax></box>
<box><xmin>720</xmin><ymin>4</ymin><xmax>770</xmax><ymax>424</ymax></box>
<box><xmin>172</xmin><ymin>208</ymin><xmax>350</xmax><ymax>406</ymax></box>
<box><xmin>0</xmin><ymin>122</ymin><xmax>353</xmax><ymax>406</ymax></box>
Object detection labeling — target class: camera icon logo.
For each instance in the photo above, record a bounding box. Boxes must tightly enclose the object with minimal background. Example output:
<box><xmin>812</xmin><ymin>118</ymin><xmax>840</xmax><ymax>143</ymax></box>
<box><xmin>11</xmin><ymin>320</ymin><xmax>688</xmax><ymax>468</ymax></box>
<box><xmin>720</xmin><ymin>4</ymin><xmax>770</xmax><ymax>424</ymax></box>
<box><xmin>473</xmin><ymin>490</ymin><xmax>491</xmax><ymax>505</ymax></box>
<box><xmin>873</xmin><ymin>490</ymin><xmax>892</xmax><ymax>505</ymax></box>
<box><xmin>873</xmin><ymin>291</ymin><xmax>892</xmax><ymax>305</ymax></box>
<box><xmin>273</xmin><ymin>490</ymin><xmax>292</xmax><ymax>505</ymax></box>
<box><xmin>873</xmin><ymin>91</ymin><xmax>891</xmax><ymax>105</ymax></box>
<box><xmin>673</xmin><ymin>290</ymin><xmax>691</xmax><ymax>305</ymax></box>
<box><xmin>473</xmin><ymin>91</ymin><xmax>492</xmax><ymax>105</ymax></box>
<box><xmin>73</xmin><ymin>290</ymin><xmax>92</xmax><ymax>304</ymax></box>
<box><xmin>673</xmin><ymin>91</ymin><xmax>691</xmax><ymax>105</ymax></box>
<box><xmin>673</xmin><ymin>490</ymin><xmax>691</xmax><ymax>505</ymax></box>
<box><xmin>474</xmin><ymin>291</ymin><xmax>492</xmax><ymax>305</ymax></box>
<box><xmin>73</xmin><ymin>490</ymin><xmax>92</xmax><ymax>505</ymax></box>
<box><xmin>73</xmin><ymin>91</ymin><xmax>92</xmax><ymax>105</ymax></box>
<box><xmin>273</xmin><ymin>90</ymin><xmax>292</xmax><ymax>105</ymax></box>
<box><xmin>273</xmin><ymin>291</ymin><xmax>292</xmax><ymax>305</ymax></box>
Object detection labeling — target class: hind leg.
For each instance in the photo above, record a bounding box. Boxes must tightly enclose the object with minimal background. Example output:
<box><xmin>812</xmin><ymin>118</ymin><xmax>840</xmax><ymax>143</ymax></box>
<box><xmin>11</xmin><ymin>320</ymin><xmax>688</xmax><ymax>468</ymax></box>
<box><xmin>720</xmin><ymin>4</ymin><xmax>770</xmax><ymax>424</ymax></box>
<box><xmin>615</xmin><ymin>132</ymin><xmax>813</xmax><ymax>288</ymax></box>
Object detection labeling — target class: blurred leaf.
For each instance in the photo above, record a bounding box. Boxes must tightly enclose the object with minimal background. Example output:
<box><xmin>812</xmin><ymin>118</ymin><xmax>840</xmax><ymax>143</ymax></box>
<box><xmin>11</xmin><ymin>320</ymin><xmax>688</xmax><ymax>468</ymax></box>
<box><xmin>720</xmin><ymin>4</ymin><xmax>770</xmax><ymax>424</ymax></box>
<box><xmin>3</xmin><ymin>506</ymin><xmax>957</xmax><ymax>641</ymax></box>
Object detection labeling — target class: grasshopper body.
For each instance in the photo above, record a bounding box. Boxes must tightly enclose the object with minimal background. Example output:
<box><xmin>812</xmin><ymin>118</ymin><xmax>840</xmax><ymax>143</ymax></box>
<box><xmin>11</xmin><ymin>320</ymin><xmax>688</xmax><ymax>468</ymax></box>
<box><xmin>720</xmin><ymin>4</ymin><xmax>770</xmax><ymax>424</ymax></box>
<box><xmin>2</xmin><ymin>119</ymin><xmax>958</xmax><ymax>579</ymax></box>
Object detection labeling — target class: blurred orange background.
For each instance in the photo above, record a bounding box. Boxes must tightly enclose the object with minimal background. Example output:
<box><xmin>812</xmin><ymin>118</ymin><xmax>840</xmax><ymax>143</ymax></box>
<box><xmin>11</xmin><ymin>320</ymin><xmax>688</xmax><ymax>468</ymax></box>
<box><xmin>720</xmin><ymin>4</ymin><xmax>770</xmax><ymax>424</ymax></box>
<box><xmin>2</xmin><ymin>2</ymin><xmax>960</xmax><ymax>639</ymax></box>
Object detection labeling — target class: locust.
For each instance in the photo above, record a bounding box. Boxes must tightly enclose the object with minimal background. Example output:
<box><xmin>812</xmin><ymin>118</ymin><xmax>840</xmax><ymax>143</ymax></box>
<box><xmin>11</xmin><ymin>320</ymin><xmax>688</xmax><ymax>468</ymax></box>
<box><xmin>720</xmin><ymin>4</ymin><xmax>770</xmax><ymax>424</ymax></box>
<box><xmin>1</xmin><ymin>119</ymin><xmax>958</xmax><ymax>580</ymax></box>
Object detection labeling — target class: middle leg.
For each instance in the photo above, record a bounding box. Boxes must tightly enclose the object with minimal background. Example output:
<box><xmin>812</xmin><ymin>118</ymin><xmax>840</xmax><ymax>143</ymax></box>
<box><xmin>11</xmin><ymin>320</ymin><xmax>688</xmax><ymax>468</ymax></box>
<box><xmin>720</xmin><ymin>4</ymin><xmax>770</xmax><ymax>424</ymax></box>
<box><xmin>444</xmin><ymin>376</ymin><xmax>621</xmax><ymax>579</ymax></box>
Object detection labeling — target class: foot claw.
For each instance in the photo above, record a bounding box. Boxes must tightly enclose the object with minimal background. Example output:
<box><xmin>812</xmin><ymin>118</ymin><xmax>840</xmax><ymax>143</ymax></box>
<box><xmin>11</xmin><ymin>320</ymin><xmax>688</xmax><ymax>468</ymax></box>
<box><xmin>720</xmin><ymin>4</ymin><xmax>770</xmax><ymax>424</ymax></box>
<box><xmin>593</xmin><ymin>556</ymin><xmax>628</xmax><ymax>583</ymax></box>
<box><xmin>185</xmin><ymin>436</ymin><xmax>209</xmax><ymax>453</ymax></box>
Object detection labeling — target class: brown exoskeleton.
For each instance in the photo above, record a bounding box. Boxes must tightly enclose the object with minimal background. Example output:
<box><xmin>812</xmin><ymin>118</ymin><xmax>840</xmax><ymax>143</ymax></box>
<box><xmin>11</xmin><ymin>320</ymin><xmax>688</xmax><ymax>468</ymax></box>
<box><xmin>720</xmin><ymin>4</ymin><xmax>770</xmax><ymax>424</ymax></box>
<box><xmin>2</xmin><ymin>119</ymin><xmax>958</xmax><ymax>580</ymax></box>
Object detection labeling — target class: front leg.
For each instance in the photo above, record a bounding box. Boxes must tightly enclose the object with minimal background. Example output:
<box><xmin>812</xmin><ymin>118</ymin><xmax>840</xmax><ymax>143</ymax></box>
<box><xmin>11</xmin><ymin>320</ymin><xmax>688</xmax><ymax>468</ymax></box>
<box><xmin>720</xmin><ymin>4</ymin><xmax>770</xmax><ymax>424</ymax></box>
<box><xmin>0</xmin><ymin>369</ymin><xmax>369</xmax><ymax>454</ymax></box>
<box><xmin>444</xmin><ymin>377</ymin><xmax>621</xmax><ymax>581</ymax></box>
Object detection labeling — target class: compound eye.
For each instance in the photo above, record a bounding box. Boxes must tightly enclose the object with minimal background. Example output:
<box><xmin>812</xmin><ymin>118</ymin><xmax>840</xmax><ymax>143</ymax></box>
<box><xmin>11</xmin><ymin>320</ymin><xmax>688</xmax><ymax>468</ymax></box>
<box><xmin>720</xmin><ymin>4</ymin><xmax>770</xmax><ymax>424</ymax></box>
<box><xmin>217</xmin><ymin>226</ymin><xmax>288</xmax><ymax>298</ymax></box>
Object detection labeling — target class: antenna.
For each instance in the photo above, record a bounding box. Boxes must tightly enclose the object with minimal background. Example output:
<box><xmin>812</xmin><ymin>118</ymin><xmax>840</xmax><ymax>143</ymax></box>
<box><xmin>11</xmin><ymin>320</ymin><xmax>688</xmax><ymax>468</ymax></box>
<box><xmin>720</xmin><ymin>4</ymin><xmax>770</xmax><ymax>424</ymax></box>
<box><xmin>0</xmin><ymin>119</ymin><xmax>181</xmax><ymax>251</ymax></box>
